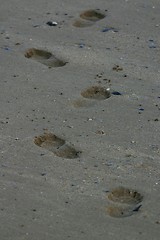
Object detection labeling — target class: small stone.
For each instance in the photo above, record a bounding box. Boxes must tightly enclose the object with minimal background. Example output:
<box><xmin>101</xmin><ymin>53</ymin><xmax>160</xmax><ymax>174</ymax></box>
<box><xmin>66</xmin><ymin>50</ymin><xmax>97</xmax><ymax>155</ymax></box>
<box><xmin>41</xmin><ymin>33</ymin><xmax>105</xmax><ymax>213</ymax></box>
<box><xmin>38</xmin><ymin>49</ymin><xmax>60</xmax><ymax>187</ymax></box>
<box><xmin>139</xmin><ymin>108</ymin><xmax>144</xmax><ymax>111</ymax></box>
<box><xmin>148</xmin><ymin>39</ymin><xmax>156</xmax><ymax>48</ymax></box>
<box><xmin>46</xmin><ymin>21</ymin><xmax>57</xmax><ymax>26</ymax></box>
<box><xmin>41</xmin><ymin>173</ymin><xmax>46</xmax><ymax>176</ymax></box>
<box><xmin>112</xmin><ymin>91</ymin><xmax>122</xmax><ymax>95</ymax></box>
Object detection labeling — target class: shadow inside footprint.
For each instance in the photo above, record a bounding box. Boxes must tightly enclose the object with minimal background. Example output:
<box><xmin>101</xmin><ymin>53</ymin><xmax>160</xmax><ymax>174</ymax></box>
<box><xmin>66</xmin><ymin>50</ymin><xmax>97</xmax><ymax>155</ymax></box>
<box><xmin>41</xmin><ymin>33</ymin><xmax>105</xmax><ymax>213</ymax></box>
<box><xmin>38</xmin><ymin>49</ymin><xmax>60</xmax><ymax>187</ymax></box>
<box><xmin>25</xmin><ymin>48</ymin><xmax>67</xmax><ymax>67</ymax></box>
<box><xmin>34</xmin><ymin>133</ymin><xmax>65</xmax><ymax>151</ymax></box>
<box><xmin>108</xmin><ymin>187</ymin><xmax>143</xmax><ymax>205</ymax></box>
<box><xmin>81</xmin><ymin>86</ymin><xmax>111</xmax><ymax>100</ymax></box>
<box><xmin>54</xmin><ymin>144</ymin><xmax>79</xmax><ymax>159</ymax></box>
<box><xmin>80</xmin><ymin>9</ymin><xmax>106</xmax><ymax>21</ymax></box>
<box><xmin>106</xmin><ymin>204</ymin><xmax>142</xmax><ymax>218</ymax></box>
<box><xmin>73</xmin><ymin>9</ymin><xmax>105</xmax><ymax>28</ymax></box>
<box><xmin>34</xmin><ymin>132</ymin><xmax>79</xmax><ymax>159</ymax></box>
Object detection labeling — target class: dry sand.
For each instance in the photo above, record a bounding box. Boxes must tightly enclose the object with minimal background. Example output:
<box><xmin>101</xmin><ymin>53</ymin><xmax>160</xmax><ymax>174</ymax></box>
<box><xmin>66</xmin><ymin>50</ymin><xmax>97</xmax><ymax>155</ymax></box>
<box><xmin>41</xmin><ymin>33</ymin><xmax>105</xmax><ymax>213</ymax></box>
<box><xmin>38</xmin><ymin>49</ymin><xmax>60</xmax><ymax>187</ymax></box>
<box><xmin>0</xmin><ymin>0</ymin><xmax>160</xmax><ymax>239</ymax></box>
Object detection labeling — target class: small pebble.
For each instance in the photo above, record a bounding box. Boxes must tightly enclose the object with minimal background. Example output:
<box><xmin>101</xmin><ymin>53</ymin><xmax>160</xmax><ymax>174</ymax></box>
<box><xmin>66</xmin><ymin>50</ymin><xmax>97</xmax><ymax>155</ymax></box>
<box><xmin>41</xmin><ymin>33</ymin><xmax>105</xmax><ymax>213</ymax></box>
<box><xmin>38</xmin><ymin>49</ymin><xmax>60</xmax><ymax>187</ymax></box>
<box><xmin>3</xmin><ymin>47</ymin><xmax>10</xmax><ymax>51</ymax></box>
<box><xmin>112</xmin><ymin>91</ymin><xmax>122</xmax><ymax>95</ymax></box>
<box><xmin>33</xmin><ymin>24</ymin><xmax>40</xmax><ymax>28</ymax></box>
<box><xmin>102</xmin><ymin>27</ymin><xmax>118</xmax><ymax>33</ymax></box>
<box><xmin>41</xmin><ymin>173</ymin><xmax>47</xmax><ymax>176</ymax></box>
<box><xmin>148</xmin><ymin>39</ymin><xmax>157</xmax><ymax>48</ymax></box>
<box><xmin>46</xmin><ymin>21</ymin><xmax>58</xmax><ymax>26</ymax></box>
<box><xmin>113</xmin><ymin>65</ymin><xmax>123</xmax><ymax>71</ymax></box>
<box><xmin>79</xmin><ymin>43</ymin><xmax>85</xmax><ymax>48</ymax></box>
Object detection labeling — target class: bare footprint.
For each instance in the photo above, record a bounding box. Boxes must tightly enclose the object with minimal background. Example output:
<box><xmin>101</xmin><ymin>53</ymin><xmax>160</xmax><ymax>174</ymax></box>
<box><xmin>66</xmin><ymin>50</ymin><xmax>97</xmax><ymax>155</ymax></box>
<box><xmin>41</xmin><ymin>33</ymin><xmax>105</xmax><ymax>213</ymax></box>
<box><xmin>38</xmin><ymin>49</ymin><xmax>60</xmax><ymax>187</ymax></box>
<box><xmin>80</xmin><ymin>10</ymin><xmax>106</xmax><ymax>22</ymax></box>
<box><xmin>34</xmin><ymin>132</ymin><xmax>79</xmax><ymax>159</ymax></box>
<box><xmin>34</xmin><ymin>133</ymin><xmax>65</xmax><ymax>151</ymax></box>
<box><xmin>81</xmin><ymin>86</ymin><xmax>111</xmax><ymax>100</ymax></box>
<box><xmin>108</xmin><ymin>187</ymin><xmax>143</xmax><ymax>205</ymax></box>
<box><xmin>73</xmin><ymin>9</ymin><xmax>105</xmax><ymax>28</ymax></box>
<box><xmin>106</xmin><ymin>187</ymin><xmax>143</xmax><ymax>218</ymax></box>
<box><xmin>25</xmin><ymin>48</ymin><xmax>67</xmax><ymax>67</ymax></box>
<box><xmin>106</xmin><ymin>204</ymin><xmax>142</xmax><ymax>218</ymax></box>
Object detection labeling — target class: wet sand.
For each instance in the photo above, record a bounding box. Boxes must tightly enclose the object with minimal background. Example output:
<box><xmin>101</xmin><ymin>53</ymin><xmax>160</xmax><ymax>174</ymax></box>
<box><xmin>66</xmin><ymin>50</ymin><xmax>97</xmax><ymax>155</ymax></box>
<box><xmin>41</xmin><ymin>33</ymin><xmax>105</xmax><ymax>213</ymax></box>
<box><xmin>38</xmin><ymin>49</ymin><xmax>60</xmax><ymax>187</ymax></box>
<box><xmin>0</xmin><ymin>0</ymin><xmax>160</xmax><ymax>239</ymax></box>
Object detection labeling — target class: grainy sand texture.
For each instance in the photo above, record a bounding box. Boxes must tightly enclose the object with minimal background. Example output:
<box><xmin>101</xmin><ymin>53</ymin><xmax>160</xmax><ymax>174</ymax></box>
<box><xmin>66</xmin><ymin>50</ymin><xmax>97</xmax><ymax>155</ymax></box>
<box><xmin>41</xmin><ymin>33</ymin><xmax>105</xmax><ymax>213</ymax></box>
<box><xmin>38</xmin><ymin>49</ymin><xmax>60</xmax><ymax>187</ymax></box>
<box><xmin>0</xmin><ymin>0</ymin><xmax>160</xmax><ymax>239</ymax></box>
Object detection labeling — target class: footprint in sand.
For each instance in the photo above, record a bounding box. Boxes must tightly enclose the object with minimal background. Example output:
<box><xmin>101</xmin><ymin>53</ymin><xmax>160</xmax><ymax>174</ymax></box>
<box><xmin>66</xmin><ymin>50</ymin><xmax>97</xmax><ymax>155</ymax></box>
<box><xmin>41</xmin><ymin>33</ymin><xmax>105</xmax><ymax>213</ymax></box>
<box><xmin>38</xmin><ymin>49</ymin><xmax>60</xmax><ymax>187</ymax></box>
<box><xmin>106</xmin><ymin>187</ymin><xmax>143</xmax><ymax>218</ymax></box>
<box><xmin>34</xmin><ymin>132</ymin><xmax>79</xmax><ymax>159</ymax></box>
<box><xmin>25</xmin><ymin>48</ymin><xmax>67</xmax><ymax>68</ymax></box>
<box><xmin>72</xmin><ymin>86</ymin><xmax>111</xmax><ymax>108</ymax></box>
<box><xmin>81</xmin><ymin>86</ymin><xmax>111</xmax><ymax>100</ymax></box>
<box><xmin>79</xmin><ymin>10</ymin><xmax>106</xmax><ymax>21</ymax></box>
<box><xmin>73</xmin><ymin>9</ymin><xmax>106</xmax><ymax>28</ymax></box>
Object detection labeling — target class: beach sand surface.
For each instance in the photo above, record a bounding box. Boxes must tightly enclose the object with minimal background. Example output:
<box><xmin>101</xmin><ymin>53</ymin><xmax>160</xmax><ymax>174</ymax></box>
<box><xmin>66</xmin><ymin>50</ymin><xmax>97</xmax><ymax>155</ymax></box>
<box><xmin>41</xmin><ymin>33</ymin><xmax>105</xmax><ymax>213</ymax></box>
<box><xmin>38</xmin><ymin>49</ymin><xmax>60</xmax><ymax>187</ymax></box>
<box><xmin>0</xmin><ymin>0</ymin><xmax>160</xmax><ymax>239</ymax></box>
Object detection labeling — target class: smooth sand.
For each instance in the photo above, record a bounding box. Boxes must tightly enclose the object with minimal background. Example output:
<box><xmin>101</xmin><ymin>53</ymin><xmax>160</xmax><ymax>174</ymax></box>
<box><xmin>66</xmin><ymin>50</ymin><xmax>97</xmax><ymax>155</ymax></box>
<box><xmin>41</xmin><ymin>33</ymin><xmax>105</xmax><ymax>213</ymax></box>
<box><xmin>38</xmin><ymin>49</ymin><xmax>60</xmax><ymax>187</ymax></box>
<box><xmin>0</xmin><ymin>0</ymin><xmax>160</xmax><ymax>239</ymax></box>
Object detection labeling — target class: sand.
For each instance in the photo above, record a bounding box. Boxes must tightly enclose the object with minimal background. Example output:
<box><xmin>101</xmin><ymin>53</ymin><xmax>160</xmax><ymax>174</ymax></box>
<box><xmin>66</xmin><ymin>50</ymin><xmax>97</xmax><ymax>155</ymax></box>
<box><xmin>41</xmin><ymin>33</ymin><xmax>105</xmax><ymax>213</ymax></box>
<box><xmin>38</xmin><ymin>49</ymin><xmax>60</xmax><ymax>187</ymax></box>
<box><xmin>0</xmin><ymin>0</ymin><xmax>160</xmax><ymax>239</ymax></box>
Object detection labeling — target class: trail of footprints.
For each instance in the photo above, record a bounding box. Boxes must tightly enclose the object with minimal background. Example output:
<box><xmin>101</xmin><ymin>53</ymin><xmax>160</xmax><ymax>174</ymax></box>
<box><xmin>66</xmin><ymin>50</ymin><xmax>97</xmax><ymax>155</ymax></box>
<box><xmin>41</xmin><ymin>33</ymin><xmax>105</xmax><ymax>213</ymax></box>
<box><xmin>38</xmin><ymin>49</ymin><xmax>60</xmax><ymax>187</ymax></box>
<box><xmin>24</xmin><ymin>10</ymin><xmax>106</xmax><ymax>66</ymax></box>
<box><xmin>23</xmin><ymin>9</ymin><xmax>143</xmax><ymax>219</ymax></box>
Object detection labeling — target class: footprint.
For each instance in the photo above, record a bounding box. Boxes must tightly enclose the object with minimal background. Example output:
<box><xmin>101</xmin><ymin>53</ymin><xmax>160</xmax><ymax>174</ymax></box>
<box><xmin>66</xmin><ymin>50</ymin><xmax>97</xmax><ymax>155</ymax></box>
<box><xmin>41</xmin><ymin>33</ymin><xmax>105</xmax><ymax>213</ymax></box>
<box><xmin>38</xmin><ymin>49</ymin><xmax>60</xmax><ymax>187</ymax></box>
<box><xmin>81</xmin><ymin>86</ymin><xmax>111</xmax><ymax>100</ymax></box>
<box><xmin>25</xmin><ymin>48</ymin><xmax>67</xmax><ymax>67</ymax></box>
<box><xmin>34</xmin><ymin>132</ymin><xmax>79</xmax><ymax>159</ymax></box>
<box><xmin>108</xmin><ymin>187</ymin><xmax>143</xmax><ymax>205</ymax></box>
<box><xmin>73</xmin><ymin>9</ymin><xmax>106</xmax><ymax>28</ymax></box>
<box><xmin>72</xmin><ymin>86</ymin><xmax>110</xmax><ymax>108</ymax></box>
<box><xmin>80</xmin><ymin>10</ymin><xmax>106</xmax><ymax>22</ymax></box>
<box><xmin>106</xmin><ymin>187</ymin><xmax>143</xmax><ymax>218</ymax></box>
<box><xmin>34</xmin><ymin>133</ymin><xmax>65</xmax><ymax>151</ymax></box>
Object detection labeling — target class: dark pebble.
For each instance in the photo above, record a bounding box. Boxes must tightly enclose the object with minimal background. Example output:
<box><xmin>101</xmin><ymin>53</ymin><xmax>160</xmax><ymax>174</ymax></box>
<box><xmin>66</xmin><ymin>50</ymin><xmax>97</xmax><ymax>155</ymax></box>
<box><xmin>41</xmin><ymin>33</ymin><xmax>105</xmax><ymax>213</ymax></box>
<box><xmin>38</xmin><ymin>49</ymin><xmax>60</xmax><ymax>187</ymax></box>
<box><xmin>112</xmin><ymin>91</ymin><xmax>122</xmax><ymax>95</ymax></box>
<box><xmin>33</xmin><ymin>25</ymin><xmax>40</xmax><ymax>28</ymax></box>
<box><xmin>41</xmin><ymin>173</ymin><xmax>46</xmax><ymax>176</ymax></box>
<box><xmin>102</xmin><ymin>27</ymin><xmax>118</xmax><ymax>32</ymax></box>
<box><xmin>46</xmin><ymin>21</ymin><xmax>57</xmax><ymax>26</ymax></box>
<box><xmin>79</xmin><ymin>43</ymin><xmax>85</xmax><ymax>48</ymax></box>
<box><xmin>148</xmin><ymin>39</ymin><xmax>156</xmax><ymax>48</ymax></box>
<box><xmin>3</xmin><ymin>47</ymin><xmax>10</xmax><ymax>51</ymax></box>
